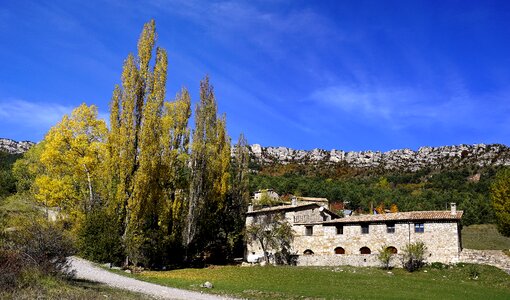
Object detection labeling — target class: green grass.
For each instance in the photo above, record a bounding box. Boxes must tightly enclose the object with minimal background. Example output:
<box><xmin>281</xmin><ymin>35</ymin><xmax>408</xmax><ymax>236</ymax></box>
<box><xmin>462</xmin><ymin>224</ymin><xmax>510</xmax><ymax>250</ymax></box>
<box><xmin>0</xmin><ymin>275</ymin><xmax>149</xmax><ymax>299</ymax></box>
<box><xmin>110</xmin><ymin>264</ymin><xmax>510</xmax><ymax>300</ymax></box>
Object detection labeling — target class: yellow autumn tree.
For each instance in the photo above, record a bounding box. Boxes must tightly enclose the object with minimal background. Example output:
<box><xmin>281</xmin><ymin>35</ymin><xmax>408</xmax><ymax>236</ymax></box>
<box><xmin>35</xmin><ymin>103</ymin><xmax>107</xmax><ymax>218</ymax></box>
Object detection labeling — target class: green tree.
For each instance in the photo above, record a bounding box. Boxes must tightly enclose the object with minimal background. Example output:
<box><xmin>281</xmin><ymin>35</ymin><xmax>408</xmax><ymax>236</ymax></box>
<box><xmin>246</xmin><ymin>213</ymin><xmax>294</xmax><ymax>264</ymax></box>
<box><xmin>185</xmin><ymin>76</ymin><xmax>231</xmax><ymax>259</ymax></box>
<box><xmin>490</xmin><ymin>168</ymin><xmax>510</xmax><ymax>236</ymax></box>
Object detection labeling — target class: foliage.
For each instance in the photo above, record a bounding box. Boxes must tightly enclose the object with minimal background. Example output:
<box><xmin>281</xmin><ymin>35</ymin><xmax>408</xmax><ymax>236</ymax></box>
<box><xmin>377</xmin><ymin>245</ymin><xmax>394</xmax><ymax>270</ymax></box>
<box><xmin>401</xmin><ymin>241</ymin><xmax>427</xmax><ymax>272</ymax></box>
<box><xmin>0</xmin><ymin>218</ymin><xmax>75</xmax><ymax>290</ymax></box>
<box><xmin>0</xmin><ymin>151</ymin><xmax>21</xmax><ymax>199</ymax></box>
<box><xmin>33</xmin><ymin>104</ymin><xmax>107</xmax><ymax>218</ymax></box>
<box><xmin>250</xmin><ymin>165</ymin><xmax>497</xmax><ymax>226</ymax></box>
<box><xmin>76</xmin><ymin>208</ymin><xmax>124</xmax><ymax>265</ymax></box>
<box><xmin>490</xmin><ymin>168</ymin><xmax>510</xmax><ymax>236</ymax></box>
<box><xmin>246</xmin><ymin>214</ymin><xmax>294</xmax><ymax>264</ymax></box>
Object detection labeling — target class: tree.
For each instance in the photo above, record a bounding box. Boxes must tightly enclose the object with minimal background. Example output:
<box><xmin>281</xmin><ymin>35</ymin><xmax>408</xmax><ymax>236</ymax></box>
<box><xmin>222</xmin><ymin>133</ymin><xmax>250</xmax><ymax>259</ymax></box>
<box><xmin>34</xmin><ymin>104</ymin><xmax>107</xmax><ymax>216</ymax></box>
<box><xmin>490</xmin><ymin>168</ymin><xmax>510</xmax><ymax>236</ymax></box>
<box><xmin>246</xmin><ymin>214</ymin><xmax>294</xmax><ymax>264</ymax></box>
<box><xmin>185</xmin><ymin>76</ymin><xmax>231</xmax><ymax>259</ymax></box>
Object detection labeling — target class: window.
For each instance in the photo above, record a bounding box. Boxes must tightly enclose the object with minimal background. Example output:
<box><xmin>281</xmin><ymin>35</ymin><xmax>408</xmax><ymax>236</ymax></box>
<box><xmin>414</xmin><ymin>223</ymin><xmax>424</xmax><ymax>233</ymax></box>
<box><xmin>305</xmin><ymin>226</ymin><xmax>313</xmax><ymax>236</ymax></box>
<box><xmin>387</xmin><ymin>223</ymin><xmax>395</xmax><ymax>234</ymax></box>
<box><xmin>360</xmin><ymin>247</ymin><xmax>371</xmax><ymax>254</ymax></box>
<box><xmin>386</xmin><ymin>246</ymin><xmax>398</xmax><ymax>254</ymax></box>
<box><xmin>361</xmin><ymin>224</ymin><xmax>369</xmax><ymax>234</ymax></box>
<box><xmin>334</xmin><ymin>247</ymin><xmax>345</xmax><ymax>254</ymax></box>
<box><xmin>303</xmin><ymin>249</ymin><xmax>314</xmax><ymax>255</ymax></box>
<box><xmin>336</xmin><ymin>225</ymin><xmax>343</xmax><ymax>235</ymax></box>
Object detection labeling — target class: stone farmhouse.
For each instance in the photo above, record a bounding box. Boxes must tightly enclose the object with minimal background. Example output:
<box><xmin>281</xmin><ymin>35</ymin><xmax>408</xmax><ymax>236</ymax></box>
<box><xmin>246</xmin><ymin>200</ymin><xmax>463</xmax><ymax>267</ymax></box>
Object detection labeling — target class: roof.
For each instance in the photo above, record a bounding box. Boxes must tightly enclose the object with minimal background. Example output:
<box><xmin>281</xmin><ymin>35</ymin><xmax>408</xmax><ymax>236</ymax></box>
<box><xmin>297</xmin><ymin>197</ymin><xmax>328</xmax><ymax>203</ymax></box>
<box><xmin>308</xmin><ymin>210</ymin><xmax>463</xmax><ymax>225</ymax></box>
<box><xmin>247</xmin><ymin>203</ymin><xmax>339</xmax><ymax>218</ymax></box>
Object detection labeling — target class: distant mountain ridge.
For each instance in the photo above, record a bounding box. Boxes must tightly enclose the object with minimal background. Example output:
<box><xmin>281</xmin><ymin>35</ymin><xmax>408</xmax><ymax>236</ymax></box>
<box><xmin>247</xmin><ymin>143</ymin><xmax>510</xmax><ymax>171</ymax></box>
<box><xmin>3</xmin><ymin>138</ymin><xmax>510</xmax><ymax>172</ymax></box>
<box><xmin>0</xmin><ymin>138</ymin><xmax>35</xmax><ymax>154</ymax></box>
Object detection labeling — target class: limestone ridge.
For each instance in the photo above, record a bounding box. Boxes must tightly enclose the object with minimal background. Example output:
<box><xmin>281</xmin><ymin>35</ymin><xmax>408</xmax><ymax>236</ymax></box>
<box><xmin>0</xmin><ymin>138</ymin><xmax>35</xmax><ymax>154</ymax></box>
<box><xmin>246</xmin><ymin>143</ymin><xmax>510</xmax><ymax>171</ymax></box>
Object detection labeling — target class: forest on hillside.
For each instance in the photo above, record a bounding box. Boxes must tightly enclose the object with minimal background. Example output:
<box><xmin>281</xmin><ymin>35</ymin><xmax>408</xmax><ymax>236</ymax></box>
<box><xmin>249</xmin><ymin>163</ymin><xmax>500</xmax><ymax>226</ymax></box>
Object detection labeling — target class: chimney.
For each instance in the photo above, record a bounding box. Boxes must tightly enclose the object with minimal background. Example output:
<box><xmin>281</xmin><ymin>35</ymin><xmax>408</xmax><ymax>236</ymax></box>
<box><xmin>248</xmin><ymin>204</ymin><xmax>254</xmax><ymax>212</ymax></box>
<box><xmin>291</xmin><ymin>197</ymin><xmax>297</xmax><ymax>206</ymax></box>
<box><xmin>450</xmin><ymin>203</ymin><xmax>456</xmax><ymax>215</ymax></box>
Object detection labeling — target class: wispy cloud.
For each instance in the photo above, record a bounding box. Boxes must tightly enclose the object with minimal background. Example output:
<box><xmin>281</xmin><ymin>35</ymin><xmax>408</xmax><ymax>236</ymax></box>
<box><xmin>0</xmin><ymin>99</ymin><xmax>73</xmax><ymax>128</ymax></box>
<box><xmin>309</xmin><ymin>83</ymin><xmax>506</xmax><ymax>130</ymax></box>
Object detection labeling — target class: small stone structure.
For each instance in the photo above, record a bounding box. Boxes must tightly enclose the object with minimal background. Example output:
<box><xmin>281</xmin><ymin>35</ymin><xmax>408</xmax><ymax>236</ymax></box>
<box><xmin>246</xmin><ymin>202</ymin><xmax>463</xmax><ymax>267</ymax></box>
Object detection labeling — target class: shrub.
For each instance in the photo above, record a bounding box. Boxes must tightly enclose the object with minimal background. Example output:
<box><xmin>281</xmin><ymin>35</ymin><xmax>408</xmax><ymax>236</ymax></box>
<box><xmin>401</xmin><ymin>241</ymin><xmax>427</xmax><ymax>272</ymax></box>
<box><xmin>76</xmin><ymin>209</ymin><xmax>124</xmax><ymax>265</ymax></box>
<box><xmin>377</xmin><ymin>246</ymin><xmax>394</xmax><ymax>270</ymax></box>
<box><xmin>0</xmin><ymin>218</ymin><xmax>75</xmax><ymax>290</ymax></box>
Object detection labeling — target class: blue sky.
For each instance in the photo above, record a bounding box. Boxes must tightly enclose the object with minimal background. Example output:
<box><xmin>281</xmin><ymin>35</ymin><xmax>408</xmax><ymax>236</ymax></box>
<box><xmin>1</xmin><ymin>0</ymin><xmax>509</xmax><ymax>151</ymax></box>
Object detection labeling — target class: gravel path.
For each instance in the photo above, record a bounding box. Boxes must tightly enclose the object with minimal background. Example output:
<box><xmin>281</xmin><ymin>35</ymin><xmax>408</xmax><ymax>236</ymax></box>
<box><xmin>69</xmin><ymin>257</ymin><xmax>237</xmax><ymax>300</ymax></box>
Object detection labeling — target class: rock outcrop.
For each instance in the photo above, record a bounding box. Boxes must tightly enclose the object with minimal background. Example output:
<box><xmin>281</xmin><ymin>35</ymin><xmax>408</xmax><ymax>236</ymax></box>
<box><xmin>0</xmin><ymin>138</ymin><xmax>35</xmax><ymax>154</ymax></box>
<box><xmin>247</xmin><ymin>143</ymin><xmax>510</xmax><ymax>171</ymax></box>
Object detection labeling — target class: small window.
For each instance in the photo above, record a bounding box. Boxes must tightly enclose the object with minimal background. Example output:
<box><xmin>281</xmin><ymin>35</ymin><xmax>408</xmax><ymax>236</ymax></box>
<box><xmin>336</xmin><ymin>225</ymin><xmax>343</xmax><ymax>235</ymax></box>
<box><xmin>334</xmin><ymin>247</ymin><xmax>345</xmax><ymax>254</ymax></box>
<box><xmin>361</xmin><ymin>224</ymin><xmax>369</xmax><ymax>234</ymax></box>
<box><xmin>414</xmin><ymin>223</ymin><xmax>424</xmax><ymax>233</ymax></box>
<box><xmin>360</xmin><ymin>247</ymin><xmax>371</xmax><ymax>254</ymax></box>
<box><xmin>303</xmin><ymin>249</ymin><xmax>314</xmax><ymax>255</ymax></box>
<box><xmin>305</xmin><ymin>226</ymin><xmax>313</xmax><ymax>236</ymax></box>
<box><xmin>386</xmin><ymin>246</ymin><xmax>398</xmax><ymax>254</ymax></box>
<box><xmin>387</xmin><ymin>223</ymin><xmax>395</xmax><ymax>234</ymax></box>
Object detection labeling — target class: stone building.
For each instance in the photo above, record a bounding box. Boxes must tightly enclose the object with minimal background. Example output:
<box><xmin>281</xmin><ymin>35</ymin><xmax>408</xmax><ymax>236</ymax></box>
<box><xmin>246</xmin><ymin>202</ymin><xmax>463</xmax><ymax>267</ymax></box>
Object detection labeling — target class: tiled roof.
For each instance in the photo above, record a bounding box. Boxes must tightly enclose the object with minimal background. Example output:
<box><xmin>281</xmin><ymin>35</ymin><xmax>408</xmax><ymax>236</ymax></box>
<box><xmin>297</xmin><ymin>197</ymin><xmax>328</xmax><ymax>202</ymax></box>
<box><xmin>247</xmin><ymin>203</ymin><xmax>338</xmax><ymax>218</ymax></box>
<box><xmin>316</xmin><ymin>210</ymin><xmax>463</xmax><ymax>224</ymax></box>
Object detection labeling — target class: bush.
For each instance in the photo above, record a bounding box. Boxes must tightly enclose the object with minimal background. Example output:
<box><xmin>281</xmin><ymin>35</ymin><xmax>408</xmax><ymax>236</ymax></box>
<box><xmin>402</xmin><ymin>241</ymin><xmax>427</xmax><ymax>272</ymax></box>
<box><xmin>0</xmin><ymin>218</ymin><xmax>75</xmax><ymax>290</ymax></box>
<box><xmin>377</xmin><ymin>246</ymin><xmax>394</xmax><ymax>270</ymax></box>
<box><xmin>76</xmin><ymin>209</ymin><xmax>124</xmax><ymax>265</ymax></box>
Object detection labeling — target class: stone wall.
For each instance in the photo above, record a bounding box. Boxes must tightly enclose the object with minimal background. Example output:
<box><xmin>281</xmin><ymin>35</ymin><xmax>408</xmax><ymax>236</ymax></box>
<box><xmin>459</xmin><ymin>249</ymin><xmax>510</xmax><ymax>274</ymax></box>
<box><xmin>297</xmin><ymin>254</ymin><xmax>402</xmax><ymax>268</ymax></box>
<box><xmin>293</xmin><ymin>221</ymin><xmax>461</xmax><ymax>264</ymax></box>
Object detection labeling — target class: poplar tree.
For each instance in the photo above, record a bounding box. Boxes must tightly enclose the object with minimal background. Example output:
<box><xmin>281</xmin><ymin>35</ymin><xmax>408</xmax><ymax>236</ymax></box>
<box><xmin>105</xmin><ymin>20</ymin><xmax>166</xmax><ymax>264</ymax></box>
<box><xmin>160</xmin><ymin>88</ymin><xmax>192</xmax><ymax>246</ymax></box>
<box><xmin>185</xmin><ymin>76</ymin><xmax>231</xmax><ymax>257</ymax></box>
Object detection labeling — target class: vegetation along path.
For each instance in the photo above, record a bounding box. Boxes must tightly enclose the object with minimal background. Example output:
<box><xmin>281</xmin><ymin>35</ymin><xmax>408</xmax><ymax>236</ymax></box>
<box><xmin>69</xmin><ymin>257</ymin><xmax>236</xmax><ymax>300</ymax></box>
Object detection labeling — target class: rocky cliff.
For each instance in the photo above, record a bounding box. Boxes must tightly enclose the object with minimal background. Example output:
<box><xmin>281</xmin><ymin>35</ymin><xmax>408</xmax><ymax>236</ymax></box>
<box><xmin>0</xmin><ymin>138</ymin><xmax>35</xmax><ymax>154</ymax></box>
<box><xmin>248</xmin><ymin>143</ymin><xmax>510</xmax><ymax>171</ymax></box>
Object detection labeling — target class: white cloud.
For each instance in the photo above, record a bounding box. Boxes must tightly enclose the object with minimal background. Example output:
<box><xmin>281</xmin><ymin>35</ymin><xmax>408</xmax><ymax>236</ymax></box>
<box><xmin>309</xmin><ymin>84</ymin><xmax>490</xmax><ymax>130</ymax></box>
<box><xmin>0</xmin><ymin>99</ymin><xmax>74</xmax><ymax>127</ymax></box>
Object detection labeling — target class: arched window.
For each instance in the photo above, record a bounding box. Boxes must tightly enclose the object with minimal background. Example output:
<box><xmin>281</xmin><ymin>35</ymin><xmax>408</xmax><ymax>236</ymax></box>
<box><xmin>334</xmin><ymin>247</ymin><xmax>345</xmax><ymax>254</ymax></box>
<box><xmin>303</xmin><ymin>249</ymin><xmax>314</xmax><ymax>255</ymax></box>
<box><xmin>386</xmin><ymin>246</ymin><xmax>398</xmax><ymax>254</ymax></box>
<box><xmin>360</xmin><ymin>247</ymin><xmax>371</xmax><ymax>254</ymax></box>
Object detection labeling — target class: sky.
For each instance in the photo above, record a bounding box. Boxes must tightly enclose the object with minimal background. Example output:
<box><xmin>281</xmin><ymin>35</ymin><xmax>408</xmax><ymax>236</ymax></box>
<box><xmin>1</xmin><ymin>0</ymin><xmax>509</xmax><ymax>152</ymax></box>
